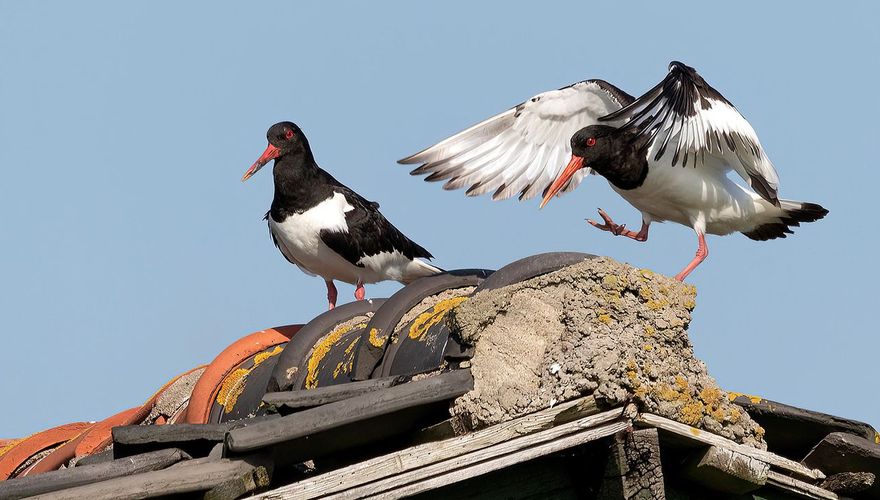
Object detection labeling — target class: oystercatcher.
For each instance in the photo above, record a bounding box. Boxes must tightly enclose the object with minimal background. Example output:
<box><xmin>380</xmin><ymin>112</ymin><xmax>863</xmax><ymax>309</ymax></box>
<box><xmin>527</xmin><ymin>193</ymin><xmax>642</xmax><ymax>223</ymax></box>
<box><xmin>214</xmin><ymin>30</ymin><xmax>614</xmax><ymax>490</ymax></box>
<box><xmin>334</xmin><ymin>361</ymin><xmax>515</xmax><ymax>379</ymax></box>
<box><xmin>243</xmin><ymin>122</ymin><xmax>441</xmax><ymax>309</ymax></box>
<box><xmin>401</xmin><ymin>62</ymin><xmax>828</xmax><ymax>281</ymax></box>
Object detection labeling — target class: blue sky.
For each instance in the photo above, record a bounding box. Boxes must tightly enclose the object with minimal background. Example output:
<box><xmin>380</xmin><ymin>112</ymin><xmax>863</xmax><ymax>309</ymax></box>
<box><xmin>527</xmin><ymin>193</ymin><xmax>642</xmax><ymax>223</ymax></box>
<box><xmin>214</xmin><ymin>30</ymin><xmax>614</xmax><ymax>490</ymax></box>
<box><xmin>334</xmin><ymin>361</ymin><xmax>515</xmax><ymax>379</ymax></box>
<box><xmin>1</xmin><ymin>1</ymin><xmax>877</xmax><ymax>437</ymax></box>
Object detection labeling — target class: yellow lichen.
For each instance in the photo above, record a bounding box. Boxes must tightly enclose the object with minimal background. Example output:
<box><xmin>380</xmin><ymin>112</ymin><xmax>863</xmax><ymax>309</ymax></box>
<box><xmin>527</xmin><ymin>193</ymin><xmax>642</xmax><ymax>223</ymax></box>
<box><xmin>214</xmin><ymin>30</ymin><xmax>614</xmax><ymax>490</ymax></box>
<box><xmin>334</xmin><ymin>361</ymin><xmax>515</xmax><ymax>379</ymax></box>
<box><xmin>699</xmin><ymin>387</ymin><xmax>721</xmax><ymax>406</ymax></box>
<box><xmin>634</xmin><ymin>386</ymin><xmax>648</xmax><ymax>399</ymax></box>
<box><xmin>597</xmin><ymin>313</ymin><xmax>612</xmax><ymax>324</ymax></box>
<box><xmin>755</xmin><ymin>425</ymin><xmax>766</xmax><ymax>439</ymax></box>
<box><xmin>656</xmin><ymin>384</ymin><xmax>680</xmax><ymax>402</ymax></box>
<box><xmin>674</xmin><ymin>375</ymin><xmax>689</xmax><ymax>391</ymax></box>
<box><xmin>409</xmin><ymin>297</ymin><xmax>468</xmax><ymax>340</ymax></box>
<box><xmin>647</xmin><ymin>299</ymin><xmax>669</xmax><ymax>310</ymax></box>
<box><xmin>726</xmin><ymin>391</ymin><xmax>763</xmax><ymax>404</ymax></box>
<box><xmin>216</xmin><ymin>345</ymin><xmax>284</xmax><ymax>413</ymax></box>
<box><xmin>602</xmin><ymin>275</ymin><xmax>621</xmax><ymax>290</ymax></box>
<box><xmin>643</xmin><ymin>344</ymin><xmax>653</xmax><ymax>351</ymax></box>
<box><xmin>0</xmin><ymin>440</ymin><xmax>20</xmax><ymax>457</ymax></box>
<box><xmin>638</xmin><ymin>286</ymin><xmax>653</xmax><ymax>299</ymax></box>
<box><xmin>368</xmin><ymin>327</ymin><xmax>385</xmax><ymax>348</ymax></box>
<box><xmin>680</xmin><ymin>400</ymin><xmax>705</xmax><ymax>426</ymax></box>
<box><xmin>644</xmin><ymin>325</ymin><xmax>655</xmax><ymax>336</ymax></box>
<box><xmin>305</xmin><ymin>323</ymin><xmax>365</xmax><ymax>389</ymax></box>
<box><xmin>626</xmin><ymin>370</ymin><xmax>640</xmax><ymax>385</ymax></box>
<box><xmin>728</xmin><ymin>407</ymin><xmax>741</xmax><ymax>424</ymax></box>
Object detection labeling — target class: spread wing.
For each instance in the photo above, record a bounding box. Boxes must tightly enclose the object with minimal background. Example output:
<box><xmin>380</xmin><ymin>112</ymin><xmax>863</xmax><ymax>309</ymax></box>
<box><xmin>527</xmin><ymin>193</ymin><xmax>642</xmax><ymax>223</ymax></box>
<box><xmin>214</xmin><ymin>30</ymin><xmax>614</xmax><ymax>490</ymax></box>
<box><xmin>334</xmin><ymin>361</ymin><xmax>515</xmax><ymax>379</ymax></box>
<box><xmin>601</xmin><ymin>61</ymin><xmax>781</xmax><ymax>204</ymax></box>
<box><xmin>399</xmin><ymin>80</ymin><xmax>634</xmax><ymax>201</ymax></box>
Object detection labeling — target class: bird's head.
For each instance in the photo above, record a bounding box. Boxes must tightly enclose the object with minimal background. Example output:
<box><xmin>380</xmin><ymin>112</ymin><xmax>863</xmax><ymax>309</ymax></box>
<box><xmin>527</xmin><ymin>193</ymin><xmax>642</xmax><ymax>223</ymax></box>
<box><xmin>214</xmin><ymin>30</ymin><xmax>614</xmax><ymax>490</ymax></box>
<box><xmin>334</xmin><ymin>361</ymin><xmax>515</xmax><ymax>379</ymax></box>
<box><xmin>539</xmin><ymin>125</ymin><xmax>616</xmax><ymax>208</ymax></box>
<box><xmin>241</xmin><ymin>121</ymin><xmax>309</xmax><ymax>181</ymax></box>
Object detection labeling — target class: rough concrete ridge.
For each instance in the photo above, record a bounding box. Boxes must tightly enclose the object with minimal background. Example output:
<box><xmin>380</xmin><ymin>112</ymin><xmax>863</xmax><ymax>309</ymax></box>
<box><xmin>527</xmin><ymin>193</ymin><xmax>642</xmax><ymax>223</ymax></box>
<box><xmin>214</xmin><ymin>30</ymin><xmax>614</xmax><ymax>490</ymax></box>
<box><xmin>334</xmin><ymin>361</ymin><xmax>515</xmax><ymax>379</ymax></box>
<box><xmin>449</xmin><ymin>256</ymin><xmax>766</xmax><ymax>449</ymax></box>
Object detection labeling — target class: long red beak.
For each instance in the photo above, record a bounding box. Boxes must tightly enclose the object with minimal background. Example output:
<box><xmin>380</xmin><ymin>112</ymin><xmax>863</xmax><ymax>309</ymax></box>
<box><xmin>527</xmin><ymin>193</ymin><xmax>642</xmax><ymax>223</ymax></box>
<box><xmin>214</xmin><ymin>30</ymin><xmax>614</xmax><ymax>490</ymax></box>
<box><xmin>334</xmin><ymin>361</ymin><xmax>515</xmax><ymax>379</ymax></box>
<box><xmin>241</xmin><ymin>144</ymin><xmax>281</xmax><ymax>182</ymax></box>
<box><xmin>539</xmin><ymin>155</ymin><xmax>584</xmax><ymax>209</ymax></box>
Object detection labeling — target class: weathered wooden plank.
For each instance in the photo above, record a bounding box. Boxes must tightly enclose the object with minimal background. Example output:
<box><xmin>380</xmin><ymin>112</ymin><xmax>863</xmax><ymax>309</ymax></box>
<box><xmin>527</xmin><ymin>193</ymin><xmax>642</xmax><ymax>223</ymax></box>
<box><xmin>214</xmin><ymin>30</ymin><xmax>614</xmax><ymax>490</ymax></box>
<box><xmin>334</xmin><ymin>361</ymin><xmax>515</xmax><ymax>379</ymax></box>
<box><xmin>0</xmin><ymin>448</ymin><xmax>189</xmax><ymax>500</ymax></box>
<box><xmin>254</xmin><ymin>401</ymin><xmax>620</xmax><ymax>500</ymax></box>
<box><xmin>636</xmin><ymin>413</ymin><xmax>824</xmax><ymax>481</ymax></box>
<box><xmin>681</xmin><ymin>445</ymin><xmax>768</xmax><ymax>494</ymax></box>
<box><xmin>203</xmin><ymin>465</ymin><xmax>271</xmax><ymax>500</ymax></box>
<box><xmin>227</xmin><ymin>369</ymin><xmax>474</xmax><ymax>453</ymax></box>
<box><xmin>29</xmin><ymin>459</ymin><xmax>256</xmax><ymax>500</ymax></box>
<box><xmin>597</xmin><ymin>428</ymin><xmax>665</xmax><ymax>500</ymax></box>
<box><xmin>766</xmin><ymin>470</ymin><xmax>838</xmax><ymax>500</ymax></box>
<box><xmin>802</xmin><ymin>431</ymin><xmax>880</xmax><ymax>498</ymax></box>
<box><xmin>262</xmin><ymin>375</ymin><xmax>407</xmax><ymax>410</ymax></box>
<box><xmin>351</xmin><ymin>420</ymin><xmax>629</xmax><ymax>499</ymax></box>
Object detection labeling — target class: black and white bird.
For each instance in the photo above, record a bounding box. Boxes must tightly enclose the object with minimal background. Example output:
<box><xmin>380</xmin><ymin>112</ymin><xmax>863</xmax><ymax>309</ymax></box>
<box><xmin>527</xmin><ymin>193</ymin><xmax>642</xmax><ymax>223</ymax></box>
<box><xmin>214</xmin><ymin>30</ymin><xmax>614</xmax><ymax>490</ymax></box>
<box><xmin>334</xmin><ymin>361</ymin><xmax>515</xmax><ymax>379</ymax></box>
<box><xmin>243</xmin><ymin>122</ymin><xmax>441</xmax><ymax>309</ymax></box>
<box><xmin>400</xmin><ymin>61</ymin><xmax>828</xmax><ymax>281</ymax></box>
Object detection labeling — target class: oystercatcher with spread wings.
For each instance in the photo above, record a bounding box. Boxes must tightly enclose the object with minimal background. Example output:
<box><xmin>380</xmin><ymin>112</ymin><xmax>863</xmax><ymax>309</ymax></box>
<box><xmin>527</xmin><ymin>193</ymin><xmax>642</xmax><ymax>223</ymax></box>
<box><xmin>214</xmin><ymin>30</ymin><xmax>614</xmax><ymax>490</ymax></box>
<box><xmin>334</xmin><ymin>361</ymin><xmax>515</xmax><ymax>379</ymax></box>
<box><xmin>243</xmin><ymin>122</ymin><xmax>441</xmax><ymax>309</ymax></box>
<box><xmin>401</xmin><ymin>62</ymin><xmax>827</xmax><ymax>280</ymax></box>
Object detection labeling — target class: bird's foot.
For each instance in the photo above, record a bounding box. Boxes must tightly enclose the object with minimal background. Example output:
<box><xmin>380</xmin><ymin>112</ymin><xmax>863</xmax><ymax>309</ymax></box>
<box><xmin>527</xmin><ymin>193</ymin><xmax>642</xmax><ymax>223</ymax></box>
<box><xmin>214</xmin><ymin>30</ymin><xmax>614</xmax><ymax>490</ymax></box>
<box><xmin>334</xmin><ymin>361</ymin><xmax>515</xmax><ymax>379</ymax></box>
<box><xmin>354</xmin><ymin>282</ymin><xmax>366</xmax><ymax>301</ymax></box>
<box><xmin>586</xmin><ymin>209</ymin><xmax>648</xmax><ymax>242</ymax></box>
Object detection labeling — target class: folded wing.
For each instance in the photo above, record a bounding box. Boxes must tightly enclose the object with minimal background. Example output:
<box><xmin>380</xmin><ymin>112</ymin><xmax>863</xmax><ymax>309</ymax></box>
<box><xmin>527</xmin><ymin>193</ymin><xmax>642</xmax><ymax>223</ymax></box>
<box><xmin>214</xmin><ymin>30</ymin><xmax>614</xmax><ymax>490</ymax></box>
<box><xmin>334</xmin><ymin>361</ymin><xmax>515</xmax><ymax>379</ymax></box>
<box><xmin>601</xmin><ymin>61</ymin><xmax>781</xmax><ymax>204</ymax></box>
<box><xmin>400</xmin><ymin>80</ymin><xmax>633</xmax><ymax>201</ymax></box>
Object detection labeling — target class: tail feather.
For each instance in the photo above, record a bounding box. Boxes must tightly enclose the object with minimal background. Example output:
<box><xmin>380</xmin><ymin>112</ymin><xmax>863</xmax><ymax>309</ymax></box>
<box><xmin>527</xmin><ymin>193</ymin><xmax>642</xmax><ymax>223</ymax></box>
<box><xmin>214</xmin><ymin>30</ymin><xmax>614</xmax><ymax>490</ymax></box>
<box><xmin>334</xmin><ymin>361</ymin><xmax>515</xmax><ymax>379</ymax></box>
<box><xmin>401</xmin><ymin>259</ymin><xmax>444</xmax><ymax>284</ymax></box>
<box><xmin>742</xmin><ymin>200</ymin><xmax>829</xmax><ymax>241</ymax></box>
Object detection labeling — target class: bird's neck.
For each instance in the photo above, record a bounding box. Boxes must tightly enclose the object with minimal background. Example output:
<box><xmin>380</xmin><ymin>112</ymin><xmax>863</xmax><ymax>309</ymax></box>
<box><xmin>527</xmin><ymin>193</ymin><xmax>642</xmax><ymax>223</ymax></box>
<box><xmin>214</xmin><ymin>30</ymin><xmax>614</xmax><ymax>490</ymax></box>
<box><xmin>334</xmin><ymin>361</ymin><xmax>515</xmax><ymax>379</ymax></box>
<box><xmin>590</xmin><ymin>130</ymin><xmax>649</xmax><ymax>191</ymax></box>
<box><xmin>270</xmin><ymin>152</ymin><xmax>337</xmax><ymax>218</ymax></box>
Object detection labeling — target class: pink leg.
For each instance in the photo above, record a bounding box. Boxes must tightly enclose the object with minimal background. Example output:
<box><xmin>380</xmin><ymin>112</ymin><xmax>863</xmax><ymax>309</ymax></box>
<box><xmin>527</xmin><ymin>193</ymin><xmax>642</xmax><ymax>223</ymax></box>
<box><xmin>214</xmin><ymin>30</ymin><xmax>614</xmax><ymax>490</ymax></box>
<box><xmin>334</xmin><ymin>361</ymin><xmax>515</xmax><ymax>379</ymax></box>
<box><xmin>354</xmin><ymin>281</ymin><xmax>366</xmax><ymax>301</ymax></box>
<box><xmin>587</xmin><ymin>209</ymin><xmax>649</xmax><ymax>242</ymax></box>
<box><xmin>325</xmin><ymin>280</ymin><xmax>338</xmax><ymax>310</ymax></box>
<box><xmin>674</xmin><ymin>233</ymin><xmax>708</xmax><ymax>281</ymax></box>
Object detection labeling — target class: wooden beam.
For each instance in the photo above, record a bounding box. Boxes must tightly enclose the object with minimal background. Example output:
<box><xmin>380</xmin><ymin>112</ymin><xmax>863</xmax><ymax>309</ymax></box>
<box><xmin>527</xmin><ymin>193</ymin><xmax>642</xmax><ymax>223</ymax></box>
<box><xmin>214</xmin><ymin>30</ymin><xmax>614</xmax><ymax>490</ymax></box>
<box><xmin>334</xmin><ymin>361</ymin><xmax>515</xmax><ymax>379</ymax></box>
<box><xmin>227</xmin><ymin>369</ymin><xmax>474</xmax><ymax>453</ymax></box>
<box><xmin>766</xmin><ymin>470</ymin><xmax>838</xmax><ymax>500</ymax></box>
<box><xmin>29</xmin><ymin>459</ymin><xmax>257</xmax><ymax>500</ymax></box>
<box><xmin>254</xmin><ymin>401</ymin><xmax>623</xmax><ymax>500</ymax></box>
<box><xmin>353</xmin><ymin>420</ymin><xmax>629</xmax><ymax>499</ymax></box>
<box><xmin>597</xmin><ymin>428</ymin><xmax>665</xmax><ymax>500</ymax></box>
<box><xmin>0</xmin><ymin>448</ymin><xmax>189</xmax><ymax>500</ymax></box>
<box><xmin>681</xmin><ymin>445</ymin><xmax>768</xmax><ymax>494</ymax></box>
<box><xmin>262</xmin><ymin>375</ymin><xmax>407</xmax><ymax>410</ymax></box>
<box><xmin>635</xmin><ymin>413</ymin><xmax>824</xmax><ymax>481</ymax></box>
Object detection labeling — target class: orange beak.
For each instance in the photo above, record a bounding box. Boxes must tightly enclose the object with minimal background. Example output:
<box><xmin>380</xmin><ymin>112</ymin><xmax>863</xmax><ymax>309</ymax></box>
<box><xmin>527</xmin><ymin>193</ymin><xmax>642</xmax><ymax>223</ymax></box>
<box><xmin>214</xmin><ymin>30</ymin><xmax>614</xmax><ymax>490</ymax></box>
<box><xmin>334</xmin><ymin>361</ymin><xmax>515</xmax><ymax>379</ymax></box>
<box><xmin>539</xmin><ymin>155</ymin><xmax>584</xmax><ymax>209</ymax></box>
<box><xmin>241</xmin><ymin>143</ymin><xmax>281</xmax><ymax>182</ymax></box>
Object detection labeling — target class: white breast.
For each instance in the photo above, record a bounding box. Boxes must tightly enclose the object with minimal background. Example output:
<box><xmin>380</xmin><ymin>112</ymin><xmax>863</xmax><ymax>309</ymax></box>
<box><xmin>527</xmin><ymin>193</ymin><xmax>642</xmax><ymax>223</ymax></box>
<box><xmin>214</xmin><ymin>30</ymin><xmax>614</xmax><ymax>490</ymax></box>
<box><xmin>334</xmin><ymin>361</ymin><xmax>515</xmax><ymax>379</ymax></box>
<box><xmin>268</xmin><ymin>192</ymin><xmax>361</xmax><ymax>281</ymax></box>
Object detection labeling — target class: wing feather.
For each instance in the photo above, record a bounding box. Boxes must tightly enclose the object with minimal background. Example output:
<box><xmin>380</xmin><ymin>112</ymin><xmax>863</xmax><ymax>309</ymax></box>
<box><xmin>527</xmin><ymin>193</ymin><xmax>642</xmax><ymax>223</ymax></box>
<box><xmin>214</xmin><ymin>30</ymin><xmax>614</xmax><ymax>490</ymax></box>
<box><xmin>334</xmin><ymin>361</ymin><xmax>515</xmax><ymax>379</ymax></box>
<box><xmin>602</xmin><ymin>61</ymin><xmax>781</xmax><ymax>203</ymax></box>
<box><xmin>400</xmin><ymin>80</ymin><xmax>634</xmax><ymax>201</ymax></box>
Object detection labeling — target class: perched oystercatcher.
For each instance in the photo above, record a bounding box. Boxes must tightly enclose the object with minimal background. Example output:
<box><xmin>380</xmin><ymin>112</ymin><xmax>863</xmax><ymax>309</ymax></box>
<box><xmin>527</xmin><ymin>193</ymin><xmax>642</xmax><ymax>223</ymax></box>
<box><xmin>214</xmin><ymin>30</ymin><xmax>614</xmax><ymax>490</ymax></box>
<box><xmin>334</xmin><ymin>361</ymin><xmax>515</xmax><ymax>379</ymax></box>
<box><xmin>401</xmin><ymin>61</ymin><xmax>828</xmax><ymax>281</ymax></box>
<box><xmin>243</xmin><ymin>121</ymin><xmax>441</xmax><ymax>309</ymax></box>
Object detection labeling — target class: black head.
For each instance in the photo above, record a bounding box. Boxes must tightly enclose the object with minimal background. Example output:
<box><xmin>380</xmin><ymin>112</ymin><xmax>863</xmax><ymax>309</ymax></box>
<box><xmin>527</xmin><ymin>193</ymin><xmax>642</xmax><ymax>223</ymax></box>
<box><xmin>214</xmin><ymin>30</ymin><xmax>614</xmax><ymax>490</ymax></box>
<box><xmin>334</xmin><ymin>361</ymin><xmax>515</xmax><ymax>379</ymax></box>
<box><xmin>242</xmin><ymin>121</ymin><xmax>312</xmax><ymax>182</ymax></box>
<box><xmin>570</xmin><ymin>125</ymin><xmax>617</xmax><ymax>161</ymax></box>
<box><xmin>539</xmin><ymin>125</ymin><xmax>619</xmax><ymax>208</ymax></box>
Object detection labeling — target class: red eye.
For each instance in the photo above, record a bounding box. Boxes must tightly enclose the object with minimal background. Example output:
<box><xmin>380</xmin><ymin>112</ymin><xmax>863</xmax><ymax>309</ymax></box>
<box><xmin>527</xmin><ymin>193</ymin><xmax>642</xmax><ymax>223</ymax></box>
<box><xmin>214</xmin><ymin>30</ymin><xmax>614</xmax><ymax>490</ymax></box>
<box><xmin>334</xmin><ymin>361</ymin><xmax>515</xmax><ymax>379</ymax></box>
<box><xmin>285</xmin><ymin>129</ymin><xmax>294</xmax><ymax>139</ymax></box>
<box><xmin>586</xmin><ymin>137</ymin><xmax>596</xmax><ymax>147</ymax></box>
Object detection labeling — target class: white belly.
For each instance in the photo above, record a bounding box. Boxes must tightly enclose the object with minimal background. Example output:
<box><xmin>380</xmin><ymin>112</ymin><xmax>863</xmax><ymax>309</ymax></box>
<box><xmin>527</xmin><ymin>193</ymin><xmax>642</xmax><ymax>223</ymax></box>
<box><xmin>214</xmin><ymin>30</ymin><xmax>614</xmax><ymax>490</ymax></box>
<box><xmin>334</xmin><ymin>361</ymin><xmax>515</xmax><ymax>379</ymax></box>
<box><xmin>610</xmin><ymin>160</ymin><xmax>782</xmax><ymax>235</ymax></box>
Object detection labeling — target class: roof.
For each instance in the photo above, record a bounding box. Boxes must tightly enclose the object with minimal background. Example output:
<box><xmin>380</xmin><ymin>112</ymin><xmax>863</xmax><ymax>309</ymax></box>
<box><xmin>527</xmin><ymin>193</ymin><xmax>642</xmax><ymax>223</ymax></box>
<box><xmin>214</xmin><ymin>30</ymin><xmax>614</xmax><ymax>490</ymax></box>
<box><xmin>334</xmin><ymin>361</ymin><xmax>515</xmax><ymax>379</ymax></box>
<box><xmin>0</xmin><ymin>252</ymin><xmax>878</xmax><ymax>499</ymax></box>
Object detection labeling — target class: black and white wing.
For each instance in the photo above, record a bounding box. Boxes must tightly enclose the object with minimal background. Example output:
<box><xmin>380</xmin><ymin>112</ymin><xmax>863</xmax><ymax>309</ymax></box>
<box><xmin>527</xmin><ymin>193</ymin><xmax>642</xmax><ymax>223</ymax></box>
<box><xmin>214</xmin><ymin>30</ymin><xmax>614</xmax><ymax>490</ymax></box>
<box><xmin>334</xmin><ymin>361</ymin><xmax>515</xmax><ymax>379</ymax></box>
<box><xmin>319</xmin><ymin>189</ymin><xmax>433</xmax><ymax>267</ymax></box>
<box><xmin>400</xmin><ymin>80</ymin><xmax>634</xmax><ymax>201</ymax></box>
<box><xmin>601</xmin><ymin>61</ymin><xmax>781</xmax><ymax>204</ymax></box>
